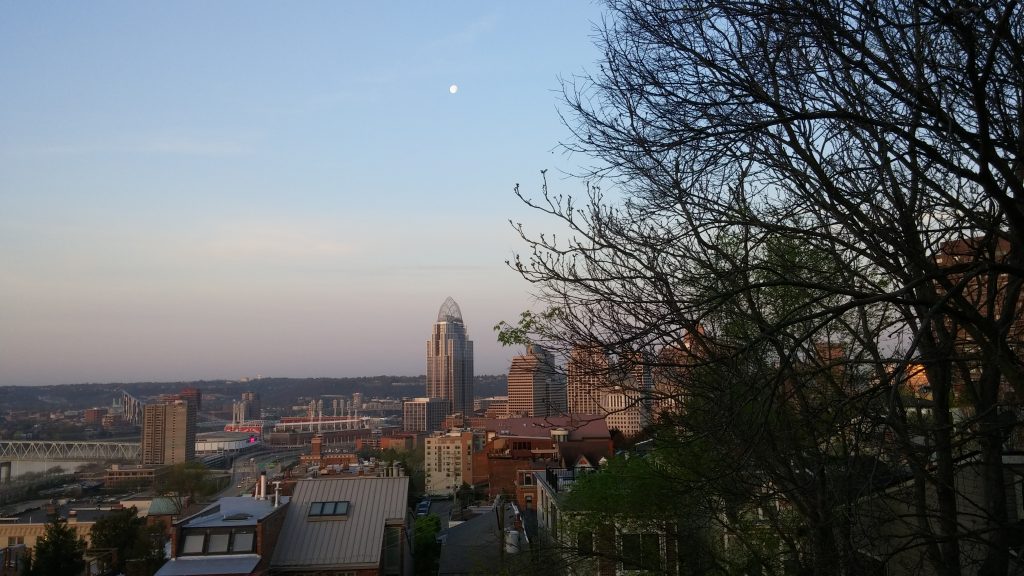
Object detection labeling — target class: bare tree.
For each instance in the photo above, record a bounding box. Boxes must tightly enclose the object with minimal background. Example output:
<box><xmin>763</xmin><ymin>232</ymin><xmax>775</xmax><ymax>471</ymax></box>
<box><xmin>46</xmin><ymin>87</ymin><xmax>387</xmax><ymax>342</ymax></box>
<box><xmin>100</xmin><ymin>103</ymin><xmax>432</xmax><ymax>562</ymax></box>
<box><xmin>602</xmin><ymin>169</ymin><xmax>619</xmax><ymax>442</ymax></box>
<box><xmin>508</xmin><ymin>1</ymin><xmax>1024</xmax><ymax>574</ymax></box>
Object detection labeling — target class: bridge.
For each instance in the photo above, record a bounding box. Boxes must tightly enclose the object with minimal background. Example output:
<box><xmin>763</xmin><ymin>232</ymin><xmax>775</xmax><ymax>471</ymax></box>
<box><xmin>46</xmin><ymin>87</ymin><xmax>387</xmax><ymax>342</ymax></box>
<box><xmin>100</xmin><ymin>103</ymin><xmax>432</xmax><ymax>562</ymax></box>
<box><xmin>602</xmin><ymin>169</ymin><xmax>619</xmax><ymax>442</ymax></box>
<box><xmin>0</xmin><ymin>440</ymin><xmax>140</xmax><ymax>462</ymax></box>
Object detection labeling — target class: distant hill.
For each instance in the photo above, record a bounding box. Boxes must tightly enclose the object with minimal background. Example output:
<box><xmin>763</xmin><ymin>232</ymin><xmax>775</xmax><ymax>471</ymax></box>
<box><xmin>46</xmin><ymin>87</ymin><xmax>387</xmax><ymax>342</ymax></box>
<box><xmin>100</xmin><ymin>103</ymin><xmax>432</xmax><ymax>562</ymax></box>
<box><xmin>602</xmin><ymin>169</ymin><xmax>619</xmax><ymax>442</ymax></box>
<box><xmin>0</xmin><ymin>374</ymin><xmax>508</xmax><ymax>412</ymax></box>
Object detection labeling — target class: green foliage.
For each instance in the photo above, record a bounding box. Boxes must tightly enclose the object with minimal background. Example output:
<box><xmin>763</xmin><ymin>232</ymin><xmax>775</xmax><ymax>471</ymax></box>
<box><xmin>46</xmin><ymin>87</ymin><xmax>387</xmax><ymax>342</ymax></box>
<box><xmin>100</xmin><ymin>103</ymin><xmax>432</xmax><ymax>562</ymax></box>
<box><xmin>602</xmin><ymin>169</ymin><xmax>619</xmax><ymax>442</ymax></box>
<box><xmin>493</xmin><ymin>308</ymin><xmax>561</xmax><ymax>347</ymax></box>
<box><xmin>90</xmin><ymin>507</ymin><xmax>165</xmax><ymax>574</ymax></box>
<box><xmin>157</xmin><ymin>462</ymin><xmax>215</xmax><ymax>513</ymax></box>
<box><xmin>23</xmin><ymin>517</ymin><xmax>86</xmax><ymax>576</ymax></box>
<box><xmin>413</xmin><ymin>514</ymin><xmax>442</xmax><ymax>576</ymax></box>
<box><xmin>359</xmin><ymin>447</ymin><xmax>427</xmax><ymax>505</ymax></box>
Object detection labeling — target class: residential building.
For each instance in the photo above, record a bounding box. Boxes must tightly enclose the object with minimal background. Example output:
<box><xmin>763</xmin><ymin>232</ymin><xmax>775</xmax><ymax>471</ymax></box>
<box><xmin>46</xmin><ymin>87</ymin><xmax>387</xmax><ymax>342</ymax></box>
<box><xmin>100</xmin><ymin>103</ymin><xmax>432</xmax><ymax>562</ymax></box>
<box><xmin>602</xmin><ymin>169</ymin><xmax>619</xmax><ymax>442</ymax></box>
<box><xmin>535</xmin><ymin>467</ymin><xmax>681</xmax><ymax>576</ymax></box>
<box><xmin>425</xmin><ymin>430</ymin><xmax>478</xmax><ymax>496</ymax></box>
<box><xmin>426</xmin><ymin>297</ymin><xmax>474</xmax><ymax>417</ymax></box>
<box><xmin>507</xmin><ymin>344</ymin><xmax>566</xmax><ymax>417</ymax></box>
<box><xmin>402</xmin><ymin>397</ymin><xmax>448</xmax><ymax>433</ymax></box>
<box><xmin>467</xmin><ymin>417</ymin><xmax>613</xmax><ymax>511</ymax></box>
<box><xmin>157</xmin><ymin>495</ymin><xmax>289</xmax><ymax>576</ymax></box>
<box><xmin>141</xmin><ymin>399</ymin><xmax>196</xmax><ymax>465</ymax></box>
<box><xmin>0</xmin><ymin>501</ymin><xmax>125</xmax><ymax>553</ymax></box>
<box><xmin>271</xmin><ymin>476</ymin><xmax>411</xmax><ymax>575</ymax></box>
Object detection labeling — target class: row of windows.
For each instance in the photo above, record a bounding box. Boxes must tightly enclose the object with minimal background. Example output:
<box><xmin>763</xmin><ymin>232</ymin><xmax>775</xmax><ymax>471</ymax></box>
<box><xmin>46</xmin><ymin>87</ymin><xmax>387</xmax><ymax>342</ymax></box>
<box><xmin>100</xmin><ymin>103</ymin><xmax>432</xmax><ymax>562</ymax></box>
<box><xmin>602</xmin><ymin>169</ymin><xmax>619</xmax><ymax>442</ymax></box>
<box><xmin>573</xmin><ymin>531</ymin><xmax>661</xmax><ymax>572</ymax></box>
<box><xmin>181</xmin><ymin>529</ymin><xmax>254</xmax><ymax>555</ymax></box>
<box><xmin>309</xmin><ymin>500</ymin><xmax>350</xmax><ymax>517</ymax></box>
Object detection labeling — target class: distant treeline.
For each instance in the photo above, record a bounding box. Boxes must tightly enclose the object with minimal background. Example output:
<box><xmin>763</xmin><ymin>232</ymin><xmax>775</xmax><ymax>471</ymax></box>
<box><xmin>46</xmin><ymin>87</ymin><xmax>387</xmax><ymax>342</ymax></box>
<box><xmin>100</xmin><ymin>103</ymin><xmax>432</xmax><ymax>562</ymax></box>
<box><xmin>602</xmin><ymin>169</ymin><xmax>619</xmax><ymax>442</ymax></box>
<box><xmin>0</xmin><ymin>374</ymin><xmax>508</xmax><ymax>413</ymax></box>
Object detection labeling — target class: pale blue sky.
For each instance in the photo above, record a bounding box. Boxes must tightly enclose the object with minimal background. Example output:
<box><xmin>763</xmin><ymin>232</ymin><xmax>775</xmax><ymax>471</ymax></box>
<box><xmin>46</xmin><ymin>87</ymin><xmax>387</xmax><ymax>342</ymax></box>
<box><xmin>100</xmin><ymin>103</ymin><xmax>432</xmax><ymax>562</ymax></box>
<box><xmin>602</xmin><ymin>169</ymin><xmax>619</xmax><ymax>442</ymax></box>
<box><xmin>0</xmin><ymin>2</ymin><xmax>605</xmax><ymax>385</ymax></box>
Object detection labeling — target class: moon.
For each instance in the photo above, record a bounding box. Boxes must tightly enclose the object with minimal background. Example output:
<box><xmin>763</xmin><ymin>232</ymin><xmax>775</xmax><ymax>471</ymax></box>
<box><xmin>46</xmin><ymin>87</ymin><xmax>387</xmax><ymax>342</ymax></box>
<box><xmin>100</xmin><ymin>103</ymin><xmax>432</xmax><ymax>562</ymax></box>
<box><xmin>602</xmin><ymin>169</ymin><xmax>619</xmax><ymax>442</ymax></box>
<box><xmin>449</xmin><ymin>84</ymin><xmax>459</xmax><ymax>94</ymax></box>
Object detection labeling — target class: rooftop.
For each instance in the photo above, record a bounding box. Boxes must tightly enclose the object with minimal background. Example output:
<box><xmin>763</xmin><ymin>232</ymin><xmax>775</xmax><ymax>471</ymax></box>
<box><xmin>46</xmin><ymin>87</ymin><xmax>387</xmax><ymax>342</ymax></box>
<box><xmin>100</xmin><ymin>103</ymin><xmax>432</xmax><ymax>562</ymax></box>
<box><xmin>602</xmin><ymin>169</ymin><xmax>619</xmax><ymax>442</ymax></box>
<box><xmin>178</xmin><ymin>496</ymin><xmax>289</xmax><ymax>529</ymax></box>
<box><xmin>272</xmin><ymin>476</ymin><xmax>409</xmax><ymax>571</ymax></box>
<box><xmin>155</xmin><ymin>554</ymin><xmax>260</xmax><ymax>576</ymax></box>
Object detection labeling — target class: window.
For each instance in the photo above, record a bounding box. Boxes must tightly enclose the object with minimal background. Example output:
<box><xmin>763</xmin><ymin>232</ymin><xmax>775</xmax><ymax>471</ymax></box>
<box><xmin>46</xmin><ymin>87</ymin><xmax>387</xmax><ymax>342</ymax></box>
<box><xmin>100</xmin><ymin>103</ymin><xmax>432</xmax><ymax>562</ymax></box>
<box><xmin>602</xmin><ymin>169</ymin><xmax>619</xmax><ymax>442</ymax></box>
<box><xmin>232</xmin><ymin>531</ymin><xmax>254</xmax><ymax>552</ymax></box>
<box><xmin>6</xmin><ymin>536</ymin><xmax>23</xmax><ymax>546</ymax></box>
<box><xmin>182</xmin><ymin>533</ymin><xmax>205</xmax><ymax>555</ymax></box>
<box><xmin>207</xmin><ymin>532</ymin><xmax>230</xmax><ymax>553</ymax></box>
<box><xmin>308</xmin><ymin>501</ymin><xmax>351</xmax><ymax>518</ymax></box>
<box><xmin>621</xmin><ymin>533</ymin><xmax>660</xmax><ymax>571</ymax></box>
<box><xmin>383</xmin><ymin>526</ymin><xmax>401</xmax><ymax>575</ymax></box>
<box><xmin>577</xmin><ymin>531</ymin><xmax>593</xmax><ymax>555</ymax></box>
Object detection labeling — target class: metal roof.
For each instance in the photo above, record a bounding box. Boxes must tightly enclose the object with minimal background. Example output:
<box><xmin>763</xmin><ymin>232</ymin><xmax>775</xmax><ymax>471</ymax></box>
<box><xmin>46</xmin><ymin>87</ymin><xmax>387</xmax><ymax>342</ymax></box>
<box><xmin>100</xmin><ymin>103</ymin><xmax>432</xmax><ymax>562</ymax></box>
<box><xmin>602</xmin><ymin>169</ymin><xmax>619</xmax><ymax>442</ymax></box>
<box><xmin>271</xmin><ymin>476</ymin><xmax>409</xmax><ymax>571</ymax></box>
<box><xmin>154</xmin><ymin>554</ymin><xmax>260</xmax><ymax>576</ymax></box>
<box><xmin>179</xmin><ymin>497</ymin><xmax>289</xmax><ymax>529</ymax></box>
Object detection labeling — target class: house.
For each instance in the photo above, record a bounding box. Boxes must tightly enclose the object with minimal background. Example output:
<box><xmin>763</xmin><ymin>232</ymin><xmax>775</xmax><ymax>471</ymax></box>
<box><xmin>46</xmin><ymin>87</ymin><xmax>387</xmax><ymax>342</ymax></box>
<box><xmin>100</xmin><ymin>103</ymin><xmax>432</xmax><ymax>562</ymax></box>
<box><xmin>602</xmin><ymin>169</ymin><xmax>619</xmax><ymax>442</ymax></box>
<box><xmin>0</xmin><ymin>502</ymin><xmax>116</xmax><ymax>551</ymax></box>
<box><xmin>270</xmin><ymin>476</ymin><xmax>411</xmax><ymax>575</ymax></box>
<box><xmin>156</xmin><ymin>495</ymin><xmax>289</xmax><ymax>576</ymax></box>
<box><xmin>534</xmin><ymin>467</ymin><xmax>680</xmax><ymax>576</ymax></box>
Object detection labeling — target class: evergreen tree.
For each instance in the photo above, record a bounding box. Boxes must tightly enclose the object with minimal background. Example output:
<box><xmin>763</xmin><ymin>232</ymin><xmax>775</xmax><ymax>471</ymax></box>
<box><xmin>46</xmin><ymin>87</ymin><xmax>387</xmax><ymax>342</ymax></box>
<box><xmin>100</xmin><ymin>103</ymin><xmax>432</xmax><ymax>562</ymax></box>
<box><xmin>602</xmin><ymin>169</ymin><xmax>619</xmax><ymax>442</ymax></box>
<box><xmin>90</xmin><ymin>507</ymin><xmax>165</xmax><ymax>574</ymax></box>
<box><xmin>24</xmin><ymin>517</ymin><xmax>86</xmax><ymax>576</ymax></box>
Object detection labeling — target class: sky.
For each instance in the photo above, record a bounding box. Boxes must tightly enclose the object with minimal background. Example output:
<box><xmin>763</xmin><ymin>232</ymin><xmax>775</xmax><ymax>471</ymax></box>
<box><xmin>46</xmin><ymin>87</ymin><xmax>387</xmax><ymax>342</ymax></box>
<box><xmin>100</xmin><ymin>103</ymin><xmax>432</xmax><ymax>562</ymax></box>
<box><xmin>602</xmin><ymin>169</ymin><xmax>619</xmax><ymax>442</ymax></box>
<box><xmin>0</xmin><ymin>2</ymin><xmax>608</xmax><ymax>386</ymax></box>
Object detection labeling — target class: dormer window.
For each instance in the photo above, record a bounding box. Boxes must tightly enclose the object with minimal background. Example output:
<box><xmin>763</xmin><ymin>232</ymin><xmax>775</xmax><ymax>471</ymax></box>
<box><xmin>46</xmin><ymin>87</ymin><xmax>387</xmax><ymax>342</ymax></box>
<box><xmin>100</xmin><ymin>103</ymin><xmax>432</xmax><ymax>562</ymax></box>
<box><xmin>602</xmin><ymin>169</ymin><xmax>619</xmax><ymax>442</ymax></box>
<box><xmin>308</xmin><ymin>501</ymin><xmax>351</xmax><ymax>518</ymax></box>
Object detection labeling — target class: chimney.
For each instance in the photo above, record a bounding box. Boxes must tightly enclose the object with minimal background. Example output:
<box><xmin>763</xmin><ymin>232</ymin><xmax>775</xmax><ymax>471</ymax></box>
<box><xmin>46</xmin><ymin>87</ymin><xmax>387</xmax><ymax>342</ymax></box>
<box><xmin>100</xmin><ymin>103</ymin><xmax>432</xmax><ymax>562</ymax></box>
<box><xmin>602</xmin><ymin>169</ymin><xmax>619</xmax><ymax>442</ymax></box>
<box><xmin>311</xmin><ymin>435</ymin><xmax>323</xmax><ymax>462</ymax></box>
<box><xmin>273</xmin><ymin>481</ymin><xmax>281</xmax><ymax>507</ymax></box>
<box><xmin>259</xmin><ymin>471</ymin><xmax>267</xmax><ymax>500</ymax></box>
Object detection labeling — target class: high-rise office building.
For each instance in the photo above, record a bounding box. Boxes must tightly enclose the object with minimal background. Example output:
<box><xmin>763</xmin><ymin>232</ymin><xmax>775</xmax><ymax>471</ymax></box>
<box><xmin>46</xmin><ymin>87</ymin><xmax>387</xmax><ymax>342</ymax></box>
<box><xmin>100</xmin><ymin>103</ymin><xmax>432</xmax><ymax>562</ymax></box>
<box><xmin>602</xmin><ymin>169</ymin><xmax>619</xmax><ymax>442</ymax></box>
<box><xmin>426</xmin><ymin>297</ymin><xmax>474</xmax><ymax>417</ymax></box>
<box><xmin>566</xmin><ymin>345</ymin><xmax>652</xmax><ymax>436</ymax></box>
<box><xmin>507</xmin><ymin>344</ymin><xmax>566</xmax><ymax>417</ymax></box>
<box><xmin>403</xmin><ymin>397</ymin><xmax>449</xmax><ymax>432</ymax></box>
<box><xmin>566</xmin><ymin>344</ymin><xmax>609</xmax><ymax>415</ymax></box>
<box><xmin>241</xmin><ymin>391</ymin><xmax>261</xmax><ymax>420</ymax></box>
<box><xmin>179</xmin><ymin>387</ymin><xmax>202</xmax><ymax>412</ymax></box>
<box><xmin>141</xmin><ymin>399</ymin><xmax>196</xmax><ymax>465</ymax></box>
<box><xmin>603</xmin><ymin>357</ymin><xmax>653</xmax><ymax>436</ymax></box>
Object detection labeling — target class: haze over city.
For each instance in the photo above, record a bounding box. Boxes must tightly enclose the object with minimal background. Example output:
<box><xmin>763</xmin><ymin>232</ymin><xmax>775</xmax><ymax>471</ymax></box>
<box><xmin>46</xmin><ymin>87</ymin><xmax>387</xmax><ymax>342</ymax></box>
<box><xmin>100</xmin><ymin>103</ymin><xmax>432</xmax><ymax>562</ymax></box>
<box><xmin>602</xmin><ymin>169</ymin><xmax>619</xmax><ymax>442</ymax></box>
<box><xmin>0</xmin><ymin>3</ymin><xmax>605</xmax><ymax>386</ymax></box>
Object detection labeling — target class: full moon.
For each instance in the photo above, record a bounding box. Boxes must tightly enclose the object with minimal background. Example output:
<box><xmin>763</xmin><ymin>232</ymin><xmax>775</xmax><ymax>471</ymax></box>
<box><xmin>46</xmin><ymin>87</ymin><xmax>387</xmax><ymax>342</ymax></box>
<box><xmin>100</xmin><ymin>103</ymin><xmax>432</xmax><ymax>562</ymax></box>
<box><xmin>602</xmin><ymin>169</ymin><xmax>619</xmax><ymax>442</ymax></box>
<box><xmin>449</xmin><ymin>84</ymin><xmax>458</xmax><ymax>94</ymax></box>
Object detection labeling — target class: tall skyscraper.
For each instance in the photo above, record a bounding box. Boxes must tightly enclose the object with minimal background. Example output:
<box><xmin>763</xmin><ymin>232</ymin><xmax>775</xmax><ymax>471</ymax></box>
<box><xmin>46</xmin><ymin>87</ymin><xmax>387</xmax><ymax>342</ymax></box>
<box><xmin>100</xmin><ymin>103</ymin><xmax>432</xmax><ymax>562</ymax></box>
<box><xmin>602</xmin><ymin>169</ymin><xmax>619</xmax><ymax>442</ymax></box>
<box><xmin>426</xmin><ymin>297</ymin><xmax>474</xmax><ymax>417</ymax></box>
<box><xmin>507</xmin><ymin>344</ymin><xmax>566</xmax><ymax>417</ymax></box>
<box><xmin>566</xmin><ymin>344</ymin><xmax>609</xmax><ymax>415</ymax></box>
<box><xmin>141</xmin><ymin>399</ymin><xmax>196</xmax><ymax>465</ymax></box>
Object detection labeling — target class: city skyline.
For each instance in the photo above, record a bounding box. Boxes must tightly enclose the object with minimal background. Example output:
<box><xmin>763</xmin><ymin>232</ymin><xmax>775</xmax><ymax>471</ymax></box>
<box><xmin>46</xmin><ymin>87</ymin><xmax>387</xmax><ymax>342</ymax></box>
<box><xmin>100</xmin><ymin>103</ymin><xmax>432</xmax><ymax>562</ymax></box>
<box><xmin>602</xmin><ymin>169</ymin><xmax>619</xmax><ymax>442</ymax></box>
<box><xmin>0</xmin><ymin>3</ymin><xmax>605</xmax><ymax>386</ymax></box>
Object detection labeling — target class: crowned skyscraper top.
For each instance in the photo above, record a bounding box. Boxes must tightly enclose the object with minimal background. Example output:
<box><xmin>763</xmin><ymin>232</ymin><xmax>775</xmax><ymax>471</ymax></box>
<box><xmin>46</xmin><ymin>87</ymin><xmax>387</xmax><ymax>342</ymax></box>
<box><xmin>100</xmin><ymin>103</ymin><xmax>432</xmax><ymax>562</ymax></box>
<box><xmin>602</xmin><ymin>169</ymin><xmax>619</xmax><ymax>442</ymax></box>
<box><xmin>427</xmin><ymin>297</ymin><xmax>474</xmax><ymax>417</ymax></box>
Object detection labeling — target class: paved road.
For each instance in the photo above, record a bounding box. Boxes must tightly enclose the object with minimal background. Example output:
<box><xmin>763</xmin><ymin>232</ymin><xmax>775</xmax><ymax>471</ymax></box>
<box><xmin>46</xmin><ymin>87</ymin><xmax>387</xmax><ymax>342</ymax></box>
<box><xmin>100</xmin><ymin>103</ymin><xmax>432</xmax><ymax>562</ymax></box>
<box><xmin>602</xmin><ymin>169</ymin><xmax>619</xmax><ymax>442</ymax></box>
<box><xmin>427</xmin><ymin>499</ymin><xmax>453</xmax><ymax>529</ymax></box>
<box><xmin>213</xmin><ymin>451</ymin><xmax>296</xmax><ymax>500</ymax></box>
